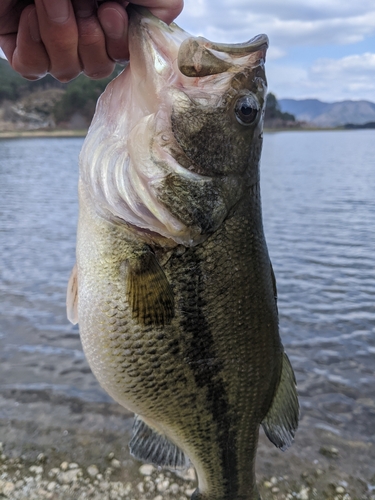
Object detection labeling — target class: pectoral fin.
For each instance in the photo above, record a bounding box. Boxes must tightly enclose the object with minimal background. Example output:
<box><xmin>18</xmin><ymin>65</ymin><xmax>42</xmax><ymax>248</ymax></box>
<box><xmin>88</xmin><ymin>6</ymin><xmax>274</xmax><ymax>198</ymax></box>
<box><xmin>66</xmin><ymin>263</ymin><xmax>78</xmax><ymax>325</ymax></box>
<box><xmin>261</xmin><ymin>352</ymin><xmax>299</xmax><ymax>451</ymax></box>
<box><xmin>129</xmin><ymin>415</ymin><xmax>189</xmax><ymax>469</ymax></box>
<box><xmin>126</xmin><ymin>249</ymin><xmax>174</xmax><ymax>327</ymax></box>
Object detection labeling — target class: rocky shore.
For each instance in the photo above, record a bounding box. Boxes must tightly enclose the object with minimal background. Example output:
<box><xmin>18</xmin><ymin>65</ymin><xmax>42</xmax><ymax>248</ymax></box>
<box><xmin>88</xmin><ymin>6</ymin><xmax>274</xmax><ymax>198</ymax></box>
<box><xmin>1</xmin><ymin>424</ymin><xmax>374</xmax><ymax>500</ymax></box>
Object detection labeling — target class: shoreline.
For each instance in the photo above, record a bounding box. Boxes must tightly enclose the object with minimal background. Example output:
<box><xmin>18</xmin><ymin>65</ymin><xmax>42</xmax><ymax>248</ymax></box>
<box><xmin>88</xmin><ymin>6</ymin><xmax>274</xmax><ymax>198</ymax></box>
<box><xmin>0</xmin><ymin>431</ymin><xmax>373</xmax><ymax>500</ymax></box>
<box><xmin>1</xmin><ymin>393</ymin><xmax>374</xmax><ymax>500</ymax></box>
<box><xmin>0</xmin><ymin>126</ymin><xmax>368</xmax><ymax>140</ymax></box>
<box><xmin>0</xmin><ymin>129</ymin><xmax>88</xmax><ymax>139</ymax></box>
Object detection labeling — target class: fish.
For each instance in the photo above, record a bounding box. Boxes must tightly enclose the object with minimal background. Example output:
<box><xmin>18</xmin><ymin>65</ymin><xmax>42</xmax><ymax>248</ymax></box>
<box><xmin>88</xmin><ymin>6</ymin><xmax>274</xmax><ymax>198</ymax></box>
<box><xmin>66</xmin><ymin>6</ymin><xmax>299</xmax><ymax>500</ymax></box>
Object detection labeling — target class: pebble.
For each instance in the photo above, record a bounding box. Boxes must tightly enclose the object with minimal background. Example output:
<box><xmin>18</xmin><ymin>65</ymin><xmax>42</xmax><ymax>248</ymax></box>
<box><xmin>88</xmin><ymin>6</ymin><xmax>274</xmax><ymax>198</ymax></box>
<box><xmin>59</xmin><ymin>461</ymin><xmax>69</xmax><ymax>471</ymax></box>
<box><xmin>336</xmin><ymin>486</ymin><xmax>345</xmax><ymax>494</ymax></box>
<box><xmin>87</xmin><ymin>465</ymin><xmax>99</xmax><ymax>478</ymax></box>
<box><xmin>2</xmin><ymin>482</ymin><xmax>15</xmax><ymax>495</ymax></box>
<box><xmin>264</xmin><ymin>481</ymin><xmax>272</xmax><ymax>488</ymax></box>
<box><xmin>319</xmin><ymin>446</ymin><xmax>339</xmax><ymax>458</ymax></box>
<box><xmin>48</xmin><ymin>467</ymin><xmax>60</xmax><ymax>477</ymax></box>
<box><xmin>137</xmin><ymin>481</ymin><xmax>145</xmax><ymax>493</ymax></box>
<box><xmin>110</xmin><ymin>458</ymin><xmax>121</xmax><ymax>469</ymax></box>
<box><xmin>29</xmin><ymin>465</ymin><xmax>43</xmax><ymax>474</ymax></box>
<box><xmin>100</xmin><ymin>480</ymin><xmax>110</xmax><ymax>491</ymax></box>
<box><xmin>58</xmin><ymin>468</ymin><xmax>82</xmax><ymax>484</ymax></box>
<box><xmin>157</xmin><ymin>479</ymin><xmax>170</xmax><ymax>492</ymax></box>
<box><xmin>47</xmin><ymin>481</ymin><xmax>56</xmax><ymax>491</ymax></box>
<box><xmin>139</xmin><ymin>464</ymin><xmax>155</xmax><ymax>476</ymax></box>
<box><xmin>298</xmin><ymin>486</ymin><xmax>310</xmax><ymax>500</ymax></box>
<box><xmin>170</xmin><ymin>482</ymin><xmax>180</xmax><ymax>494</ymax></box>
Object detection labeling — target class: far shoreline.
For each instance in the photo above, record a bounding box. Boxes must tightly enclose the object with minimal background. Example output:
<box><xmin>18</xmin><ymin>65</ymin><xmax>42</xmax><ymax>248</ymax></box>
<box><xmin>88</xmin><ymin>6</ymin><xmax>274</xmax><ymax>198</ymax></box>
<box><xmin>0</xmin><ymin>129</ymin><xmax>88</xmax><ymax>139</ymax></box>
<box><xmin>0</xmin><ymin>126</ymin><xmax>366</xmax><ymax>140</ymax></box>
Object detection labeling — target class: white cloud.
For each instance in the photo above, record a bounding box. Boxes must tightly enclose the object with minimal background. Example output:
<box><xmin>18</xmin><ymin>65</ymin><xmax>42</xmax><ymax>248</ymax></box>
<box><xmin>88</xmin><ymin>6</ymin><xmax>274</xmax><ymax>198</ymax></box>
<box><xmin>178</xmin><ymin>0</ymin><xmax>375</xmax><ymax>48</ymax></box>
<box><xmin>309</xmin><ymin>53</ymin><xmax>375</xmax><ymax>99</ymax></box>
<box><xmin>268</xmin><ymin>53</ymin><xmax>375</xmax><ymax>102</ymax></box>
<box><xmin>266</xmin><ymin>46</ymin><xmax>286</xmax><ymax>61</ymax></box>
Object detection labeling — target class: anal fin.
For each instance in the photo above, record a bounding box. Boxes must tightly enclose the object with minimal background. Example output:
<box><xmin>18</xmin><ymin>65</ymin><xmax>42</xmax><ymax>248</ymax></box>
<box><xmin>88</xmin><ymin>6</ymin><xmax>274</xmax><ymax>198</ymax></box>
<box><xmin>126</xmin><ymin>248</ymin><xmax>174</xmax><ymax>327</ymax></box>
<box><xmin>66</xmin><ymin>263</ymin><xmax>78</xmax><ymax>325</ymax></box>
<box><xmin>129</xmin><ymin>415</ymin><xmax>189</xmax><ymax>470</ymax></box>
<box><xmin>261</xmin><ymin>352</ymin><xmax>299</xmax><ymax>451</ymax></box>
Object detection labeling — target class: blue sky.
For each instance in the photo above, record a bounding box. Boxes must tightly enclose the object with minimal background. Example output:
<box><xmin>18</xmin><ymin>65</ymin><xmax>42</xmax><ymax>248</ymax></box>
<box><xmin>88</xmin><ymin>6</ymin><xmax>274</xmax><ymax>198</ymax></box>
<box><xmin>177</xmin><ymin>0</ymin><xmax>375</xmax><ymax>102</ymax></box>
<box><xmin>1</xmin><ymin>1</ymin><xmax>374</xmax><ymax>102</ymax></box>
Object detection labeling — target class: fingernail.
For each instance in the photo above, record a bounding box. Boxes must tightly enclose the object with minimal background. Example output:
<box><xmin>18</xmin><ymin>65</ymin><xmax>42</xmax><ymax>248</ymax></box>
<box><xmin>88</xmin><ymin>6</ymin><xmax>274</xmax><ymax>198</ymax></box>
<box><xmin>28</xmin><ymin>8</ymin><xmax>41</xmax><ymax>42</ymax></box>
<box><xmin>42</xmin><ymin>0</ymin><xmax>70</xmax><ymax>24</ymax></box>
<box><xmin>100</xmin><ymin>8</ymin><xmax>125</xmax><ymax>40</ymax></box>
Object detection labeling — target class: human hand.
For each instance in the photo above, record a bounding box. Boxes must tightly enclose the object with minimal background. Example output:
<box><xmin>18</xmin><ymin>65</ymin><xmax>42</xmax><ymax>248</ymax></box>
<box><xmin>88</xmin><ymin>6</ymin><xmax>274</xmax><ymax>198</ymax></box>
<box><xmin>0</xmin><ymin>0</ymin><xmax>183</xmax><ymax>82</ymax></box>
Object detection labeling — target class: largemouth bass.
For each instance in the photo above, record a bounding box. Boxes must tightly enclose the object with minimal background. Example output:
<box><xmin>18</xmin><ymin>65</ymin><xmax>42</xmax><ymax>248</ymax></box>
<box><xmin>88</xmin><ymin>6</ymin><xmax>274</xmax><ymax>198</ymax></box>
<box><xmin>67</xmin><ymin>7</ymin><xmax>299</xmax><ymax>500</ymax></box>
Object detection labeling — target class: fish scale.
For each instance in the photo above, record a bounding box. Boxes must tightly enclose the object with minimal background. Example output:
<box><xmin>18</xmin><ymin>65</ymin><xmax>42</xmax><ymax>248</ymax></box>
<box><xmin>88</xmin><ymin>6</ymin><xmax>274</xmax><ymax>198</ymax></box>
<box><xmin>68</xmin><ymin>6</ymin><xmax>299</xmax><ymax>500</ymax></box>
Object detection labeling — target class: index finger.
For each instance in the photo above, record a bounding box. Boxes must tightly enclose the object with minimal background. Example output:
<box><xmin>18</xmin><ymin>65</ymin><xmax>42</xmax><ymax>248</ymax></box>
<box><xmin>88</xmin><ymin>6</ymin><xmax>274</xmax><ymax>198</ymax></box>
<box><xmin>0</xmin><ymin>0</ymin><xmax>33</xmax><ymax>63</ymax></box>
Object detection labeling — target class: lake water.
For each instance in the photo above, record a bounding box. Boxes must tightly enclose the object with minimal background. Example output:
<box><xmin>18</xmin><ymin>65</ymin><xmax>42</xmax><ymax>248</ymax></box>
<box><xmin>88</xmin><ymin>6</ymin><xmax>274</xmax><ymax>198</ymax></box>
<box><xmin>0</xmin><ymin>131</ymin><xmax>374</xmax><ymax>471</ymax></box>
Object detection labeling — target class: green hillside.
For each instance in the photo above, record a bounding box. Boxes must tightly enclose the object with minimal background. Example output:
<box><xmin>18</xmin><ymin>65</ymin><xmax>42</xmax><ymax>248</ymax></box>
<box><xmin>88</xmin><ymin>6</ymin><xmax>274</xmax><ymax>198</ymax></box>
<box><xmin>0</xmin><ymin>58</ymin><xmax>294</xmax><ymax>129</ymax></box>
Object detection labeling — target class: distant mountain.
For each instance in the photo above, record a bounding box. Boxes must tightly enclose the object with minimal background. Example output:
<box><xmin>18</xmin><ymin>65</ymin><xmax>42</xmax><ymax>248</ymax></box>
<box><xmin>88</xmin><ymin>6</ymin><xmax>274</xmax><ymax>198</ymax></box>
<box><xmin>279</xmin><ymin>98</ymin><xmax>375</xmax><ymax>127</ymax></box>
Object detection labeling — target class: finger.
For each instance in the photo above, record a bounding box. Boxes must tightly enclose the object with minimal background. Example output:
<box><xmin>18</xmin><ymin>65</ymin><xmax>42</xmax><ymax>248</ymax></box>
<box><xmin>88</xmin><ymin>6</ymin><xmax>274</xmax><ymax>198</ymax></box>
<box><xmin>34</xmin><ymin>0</ymin><xmax>81</xmax><ymax>82</ymax></box>
<box><xmin>11</xmin><ymin>5</ymin><xmax>50</xmax><ymax>79</ymax></box>
<box><xmin>0</xmin><ymin>0</ymin><xmax>33</xmax><ymax>64</ymax></box>
<box><xmin>131</xmin><ymin>0</ymin><xmax>184</xmax><ymax>25</ymax></box>
<box><xmin>71</xmin><ymin>0</ymin><xmax>115</xmax><ymax>78</ymax></box>
<box><xmin>98</xmin><ymin>2</ymin><xmax>129</xmax><ymax>62</ymax></box>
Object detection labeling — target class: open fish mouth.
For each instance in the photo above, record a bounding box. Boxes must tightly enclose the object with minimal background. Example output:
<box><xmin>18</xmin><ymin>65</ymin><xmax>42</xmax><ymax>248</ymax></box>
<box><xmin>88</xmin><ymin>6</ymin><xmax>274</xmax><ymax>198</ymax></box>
<box><xmin>128</xmin><ymin>5</ymin><xmax>269</xmax><ymax>81</ymax></box>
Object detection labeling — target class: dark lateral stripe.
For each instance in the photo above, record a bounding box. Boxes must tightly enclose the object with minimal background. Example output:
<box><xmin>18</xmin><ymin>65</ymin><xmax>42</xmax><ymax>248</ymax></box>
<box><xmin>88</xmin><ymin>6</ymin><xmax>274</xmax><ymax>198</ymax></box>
<box><xmin>179</xmin><ymin>249</ymin><xmax>239</xmax><ymax>499</ymax></box>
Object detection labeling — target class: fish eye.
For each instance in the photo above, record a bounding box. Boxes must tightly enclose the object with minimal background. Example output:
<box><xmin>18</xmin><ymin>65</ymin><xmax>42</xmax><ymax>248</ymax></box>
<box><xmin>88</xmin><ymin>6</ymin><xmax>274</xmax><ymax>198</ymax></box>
<box><xmin>234</xmin><ymin>95</ymin><xmax>259</xmax><ymax>126</ymax></box>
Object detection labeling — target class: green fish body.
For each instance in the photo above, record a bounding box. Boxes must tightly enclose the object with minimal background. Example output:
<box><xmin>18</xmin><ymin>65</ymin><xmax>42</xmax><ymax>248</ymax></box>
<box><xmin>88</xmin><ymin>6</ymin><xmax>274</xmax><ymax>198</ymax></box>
<box><xmin>67</xmin><ymin>8</ymin><xmax>299</xmax><ymax>500</ymax></box>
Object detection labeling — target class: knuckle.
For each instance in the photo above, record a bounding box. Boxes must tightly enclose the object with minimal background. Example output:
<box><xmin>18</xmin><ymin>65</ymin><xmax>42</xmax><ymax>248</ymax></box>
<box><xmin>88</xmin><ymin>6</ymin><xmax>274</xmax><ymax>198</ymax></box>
<box><xmin>79</xmin><ymin>34</ymin><xmax>103</xmax><ymax>49</ymax></box>
<box><xmin>78</xmin><ymin>18</ymin><xmax>103</xmax><ymax>45</ymax></box>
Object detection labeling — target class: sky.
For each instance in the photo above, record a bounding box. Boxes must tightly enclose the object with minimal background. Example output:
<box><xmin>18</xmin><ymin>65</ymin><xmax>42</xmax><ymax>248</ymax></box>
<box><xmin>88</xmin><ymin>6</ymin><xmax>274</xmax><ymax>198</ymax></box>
<box><xmin>177</xmin><ymin>0</ymin><xmax>375</xmax><ymax>102</ymax></box>
<box><xmin>1</xmin><ymin>0</ymin><xmax>374</xmax><ymax>102</ymax></box>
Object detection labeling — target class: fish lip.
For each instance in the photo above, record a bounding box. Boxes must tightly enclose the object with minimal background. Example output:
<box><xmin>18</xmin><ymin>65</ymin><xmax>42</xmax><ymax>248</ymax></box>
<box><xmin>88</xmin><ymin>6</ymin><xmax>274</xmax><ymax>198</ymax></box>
<box><xmin>196</xmin><ymin>34</ymin><xmax>269</xmax><ymax>56</ymax></box>
<box><xmin>128</xmin><ymin>6</ymin><xmax>269</xmax><ymax>62</ymax></box>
